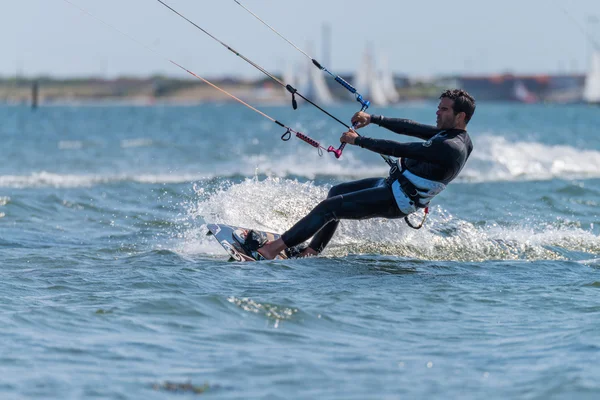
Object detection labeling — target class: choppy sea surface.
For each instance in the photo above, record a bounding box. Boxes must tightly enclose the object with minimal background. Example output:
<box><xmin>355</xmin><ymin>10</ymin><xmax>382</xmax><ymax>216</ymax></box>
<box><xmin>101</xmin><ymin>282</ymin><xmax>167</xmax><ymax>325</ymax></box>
<box><xmin>1</xmin><ymin>101</ymin><xmax>600</xmax><ymax>399</ymax></box>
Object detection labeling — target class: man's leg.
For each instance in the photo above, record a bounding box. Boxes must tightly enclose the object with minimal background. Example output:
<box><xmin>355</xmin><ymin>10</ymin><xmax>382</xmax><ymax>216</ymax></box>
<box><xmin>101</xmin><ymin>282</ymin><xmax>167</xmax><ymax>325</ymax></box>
<box><xmin>307</xmin><ymin>178</ymin><xmax>385</xmax><ymax>253</ymax></box>
<box><xmin>258</xmin><ymin>178</ymin><xmax>404</xmax><ymax>259</ymax></box>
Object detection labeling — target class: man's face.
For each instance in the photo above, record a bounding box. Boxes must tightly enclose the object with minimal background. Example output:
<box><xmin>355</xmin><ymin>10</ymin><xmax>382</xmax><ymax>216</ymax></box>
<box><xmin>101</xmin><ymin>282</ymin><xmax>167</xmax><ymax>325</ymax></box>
<box><xmin>436</xmin><ymin>97</ymin><xmax>458</xmax><ymax>129</ymax></box>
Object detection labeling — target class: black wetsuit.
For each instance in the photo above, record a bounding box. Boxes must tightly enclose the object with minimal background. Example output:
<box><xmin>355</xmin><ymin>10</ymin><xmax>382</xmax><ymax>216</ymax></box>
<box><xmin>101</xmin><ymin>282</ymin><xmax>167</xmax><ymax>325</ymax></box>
<box><xmin>280</xmin><ymin>116</ymin><xmax>473</xmax><ymax>253</ymax></box>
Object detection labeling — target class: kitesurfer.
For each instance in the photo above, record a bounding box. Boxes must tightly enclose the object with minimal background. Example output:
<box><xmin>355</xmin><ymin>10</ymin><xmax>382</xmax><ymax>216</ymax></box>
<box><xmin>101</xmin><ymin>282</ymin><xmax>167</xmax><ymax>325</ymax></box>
<box><xmin>257</xmin><ymin>89</ymin><xmax>476</xmax><ymax>259</ymax></box>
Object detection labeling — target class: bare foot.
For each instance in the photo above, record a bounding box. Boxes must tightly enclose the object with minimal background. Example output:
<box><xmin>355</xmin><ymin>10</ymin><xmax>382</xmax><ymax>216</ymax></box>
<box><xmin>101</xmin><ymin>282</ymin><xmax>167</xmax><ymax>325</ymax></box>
<box><xmin>256</xmin><ymin>243</ymin><xmax>275</xmax><ymax>260</ymax></box>
<box><xmin>256</xmin><ymin>238</ymin><xmax>287</xmax><ymax>260</ymax></box>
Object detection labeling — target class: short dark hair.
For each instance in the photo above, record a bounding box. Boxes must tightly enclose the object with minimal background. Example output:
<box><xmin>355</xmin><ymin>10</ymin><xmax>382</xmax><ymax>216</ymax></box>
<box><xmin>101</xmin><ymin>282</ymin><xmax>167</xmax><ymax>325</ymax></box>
<box><xmin>440</xmin><ymin>89</ymin><xmax>476</xmax><ymax>124</ymax></box>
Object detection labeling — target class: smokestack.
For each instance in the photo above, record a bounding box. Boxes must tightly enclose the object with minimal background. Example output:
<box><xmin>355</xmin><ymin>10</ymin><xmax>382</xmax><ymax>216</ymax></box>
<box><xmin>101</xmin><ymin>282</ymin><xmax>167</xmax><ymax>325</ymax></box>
<box><xmin>322</xmin><ymin>23</ymin><xmax>331</xmax><ymax>69</ymax></box>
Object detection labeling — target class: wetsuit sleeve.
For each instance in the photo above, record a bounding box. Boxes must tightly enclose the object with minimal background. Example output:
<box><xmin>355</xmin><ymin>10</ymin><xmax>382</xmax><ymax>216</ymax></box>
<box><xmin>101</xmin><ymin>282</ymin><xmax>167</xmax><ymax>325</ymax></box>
<box><xmin>354</xmin><ymin>136</ymin><xmax>455</xmax><ymax>166</ymax></box>
<box><xmin>370</xmin><ymin>115</ymin><xmax>439</xmax><ymax>140</ymax></box>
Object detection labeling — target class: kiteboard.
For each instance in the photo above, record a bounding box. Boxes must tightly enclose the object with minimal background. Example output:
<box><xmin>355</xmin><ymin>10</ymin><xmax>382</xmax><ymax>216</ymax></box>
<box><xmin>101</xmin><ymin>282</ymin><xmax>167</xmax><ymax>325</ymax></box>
<box><xmin>206</xmin><ymin>223</ymin><xmax>288</xmax><ymax>262</ymax></box>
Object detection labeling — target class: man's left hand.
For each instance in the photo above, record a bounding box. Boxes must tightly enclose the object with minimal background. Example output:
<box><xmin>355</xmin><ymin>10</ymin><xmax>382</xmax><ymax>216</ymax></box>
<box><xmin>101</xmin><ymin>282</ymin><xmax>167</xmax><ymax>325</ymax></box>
<box><xmin>340</xmin><ymin>130</ymin><xmax>359</xmax><ymax>145</ymax></box>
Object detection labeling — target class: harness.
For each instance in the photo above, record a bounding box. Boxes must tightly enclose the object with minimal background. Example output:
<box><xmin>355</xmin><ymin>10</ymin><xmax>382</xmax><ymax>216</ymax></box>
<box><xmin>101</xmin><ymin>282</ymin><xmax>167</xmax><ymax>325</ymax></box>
<box><xmin>387</xmin><ymin>162</ymin><xmax>430</xmax><ymax>230</ymax></box>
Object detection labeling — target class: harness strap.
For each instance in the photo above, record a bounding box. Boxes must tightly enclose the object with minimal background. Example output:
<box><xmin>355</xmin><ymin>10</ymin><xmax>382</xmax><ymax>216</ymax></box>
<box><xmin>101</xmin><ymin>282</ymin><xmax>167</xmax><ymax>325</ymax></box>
<box><xmin>404</xmin><ymin>207</ymin><xmax>429</xmax><ymax>230</ymax></box>
<box><xmin>387</xmin><ymin>164</ymin><xmax>430</xmax><ymax>230</ymax></box>
<box><xmin>395</xmin><ymin>173</ymin><xmax>422</xmax><ymax>208</ymax></box>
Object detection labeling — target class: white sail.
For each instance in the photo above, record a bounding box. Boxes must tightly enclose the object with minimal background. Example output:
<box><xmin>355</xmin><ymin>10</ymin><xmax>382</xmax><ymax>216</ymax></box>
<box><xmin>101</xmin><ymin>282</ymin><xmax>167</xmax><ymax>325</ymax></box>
<box><xmin>352</xmin><ymin>48</ymin><xmax>388</xmax><ymax>106</ymax></box>
<box><xmin>353</xmin><ymin>53</ymin><xmax>370</xmax><ymax>102</ymax></box>
<box><xmin>295</xmin><ymin>43</ymin><xmax>335</xmax><ymax>105</ymax></box>
<box><xmin>306</xmin><ymin>58</ymin><xmax>334</xmax><ymax>104</ymax></box>
<box><xmin>296</xmin><ymin>61</ymin><xmax>309</xmax><ymax>94</ymax></box>
<box><xmin>513</xmin><ymin>80</ymin><xmax>537</xmax><ymax>103</ymax></box>
<box><xmin>284</xmin><ymin>61</ymin><xmax>309</xmax><ymax>107</ymax></box>
<box><xmin>583</xmin><ymin>50</ymin><xmax>600</xmax><ymax>103</ymax></box>
<box><xmin>282</xmin><ymin>62</ymin><xmax>296</xmax><ymax>96</ymax></box>
<box><xmin>379</xmin><ymin>55</ymin><xmax>400</xmax><ymax>103</ymax></box>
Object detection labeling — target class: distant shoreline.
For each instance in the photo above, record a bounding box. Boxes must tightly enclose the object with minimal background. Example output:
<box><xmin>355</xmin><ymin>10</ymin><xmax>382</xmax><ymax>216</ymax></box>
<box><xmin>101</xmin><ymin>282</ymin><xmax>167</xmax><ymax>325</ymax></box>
<box><xmin>0</xmin><ymin>75</ymin><xmax>450</xmax><ymax>105</ymax></box>
<box><xmin>0</xmin><ymin>72</ymin><xmax>588</xmax><ymax>105</ymax></box>
<box><xmin>0</xmin><ymin>76</ymin><xmax>279</xmax><ymax>105</ymax></box>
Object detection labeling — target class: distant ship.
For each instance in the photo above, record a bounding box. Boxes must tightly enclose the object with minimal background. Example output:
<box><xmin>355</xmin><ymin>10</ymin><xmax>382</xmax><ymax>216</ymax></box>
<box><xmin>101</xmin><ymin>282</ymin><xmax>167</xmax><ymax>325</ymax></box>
<box><xmin>458</xmin><ymin>74</ymin><xmax>585</xmax><ymax>103</ymax></box>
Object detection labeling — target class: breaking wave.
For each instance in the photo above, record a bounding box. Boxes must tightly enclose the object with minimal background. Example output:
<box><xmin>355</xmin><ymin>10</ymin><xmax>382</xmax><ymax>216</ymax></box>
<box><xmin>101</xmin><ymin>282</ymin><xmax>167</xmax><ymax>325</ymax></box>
<box><xmin>5</xmin><ymin>135</ymin><xmax>600</xmax><ymax>188</ymax></box>
<box><xmin>178</xmin><ymin>177</ymin><xmax>600</xmax><ymax>262</ymax></box>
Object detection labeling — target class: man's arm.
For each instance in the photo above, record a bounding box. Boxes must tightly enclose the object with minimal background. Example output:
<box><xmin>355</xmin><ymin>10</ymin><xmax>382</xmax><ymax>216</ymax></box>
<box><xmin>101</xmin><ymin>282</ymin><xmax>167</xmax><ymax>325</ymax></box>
<box><xmin>369</xmin><ymin>115</ymin><xmax>439</xmax><ymax>140</ymax></box>
<box><xmin>353</xmin><ymin>136</ymin><xmax>452</xmax><ymax>165</ymax></box>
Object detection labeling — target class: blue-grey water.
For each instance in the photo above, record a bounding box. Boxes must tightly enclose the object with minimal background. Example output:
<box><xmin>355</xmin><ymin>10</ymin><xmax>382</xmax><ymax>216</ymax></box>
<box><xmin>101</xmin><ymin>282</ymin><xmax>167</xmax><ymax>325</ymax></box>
<box><xmin>2</xmin><ymin>101</ymin><xmax>600</xmax><ymax>399</ymax></box>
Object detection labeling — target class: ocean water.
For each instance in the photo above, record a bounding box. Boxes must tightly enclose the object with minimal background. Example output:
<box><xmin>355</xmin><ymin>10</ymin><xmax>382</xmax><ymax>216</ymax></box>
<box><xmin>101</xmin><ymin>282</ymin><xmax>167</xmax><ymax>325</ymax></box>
<box><xmin>1</xmin><ymin>101</ymin><xmax>600</xmax><ymax>399</ymax></box>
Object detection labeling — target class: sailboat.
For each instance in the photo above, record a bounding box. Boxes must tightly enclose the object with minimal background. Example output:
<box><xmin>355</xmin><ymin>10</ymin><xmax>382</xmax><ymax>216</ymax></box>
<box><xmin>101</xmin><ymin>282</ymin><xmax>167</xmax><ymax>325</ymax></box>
<box><xmin>303</xmin><ymin>58</ymin><xmax>335</xmax><ymax>105</ymax></box>
<box><xmin>291</xmin><ymin>43</ymin><xmax>335</xmax><ymax>105</ymax></box>
<box><xmin>352</xmin><ymin>47</ymin><xmax>389</xmax><ymax>106</ymax></box>
<box><xmin>379</xmin><ymin>55</ymin><xmax>400</xmax><ymax>104</ymax></box>
<box><xmin>513</xmin><ymin>80</ymin><xmax>537</xmax><ymax>103</ymax></box>
<box><xmin>583</xmin><ymin>50</ymin><xmax>600</xmax><ymax>104</ymax></box>
<box><xmin>282</xmin><ymin>62</ymin><xmax>296</xmax><ymax>96</ymax></box>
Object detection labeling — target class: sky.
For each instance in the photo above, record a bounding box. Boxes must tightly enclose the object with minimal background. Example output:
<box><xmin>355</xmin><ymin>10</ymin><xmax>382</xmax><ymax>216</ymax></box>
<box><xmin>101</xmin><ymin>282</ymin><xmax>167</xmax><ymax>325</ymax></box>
<box><xmin>4</xmin><ymin>0</ymin><xmax>600</xmax><ymax>79</ymax></box>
